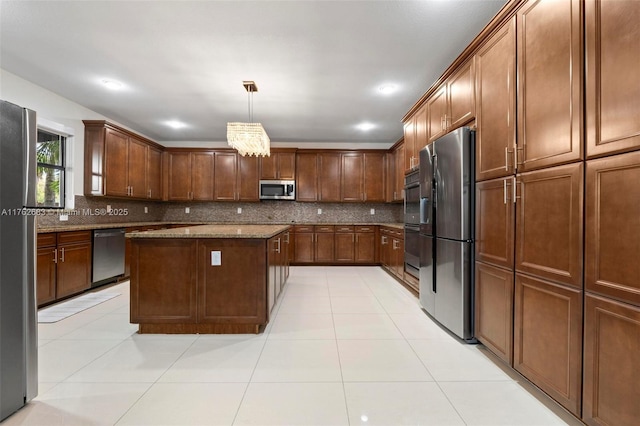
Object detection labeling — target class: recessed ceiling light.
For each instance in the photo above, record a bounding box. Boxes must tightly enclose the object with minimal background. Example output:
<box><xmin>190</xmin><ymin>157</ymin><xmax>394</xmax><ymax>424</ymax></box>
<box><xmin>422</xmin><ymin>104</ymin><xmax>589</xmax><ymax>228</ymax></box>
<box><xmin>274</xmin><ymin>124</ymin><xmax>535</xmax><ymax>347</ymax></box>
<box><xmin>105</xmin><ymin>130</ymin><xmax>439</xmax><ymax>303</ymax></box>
<box><xmin>165</xmin><ymin>120</ymin><xmax>187</xmax><ymax>129</ymax></box>
<box><xmin>101</xmin><ymin>79</ymin><xmax>123</xmax><ymax>90</ymax></box>
<box><xmin>357</xmin><ymin>122</ymin><xmax>375</xmax><ymax>131</ymax></box>
<box><xmin>378</xmin><ymin>84</ymin><xmax>397</xmax><ymax>95</ymax></box>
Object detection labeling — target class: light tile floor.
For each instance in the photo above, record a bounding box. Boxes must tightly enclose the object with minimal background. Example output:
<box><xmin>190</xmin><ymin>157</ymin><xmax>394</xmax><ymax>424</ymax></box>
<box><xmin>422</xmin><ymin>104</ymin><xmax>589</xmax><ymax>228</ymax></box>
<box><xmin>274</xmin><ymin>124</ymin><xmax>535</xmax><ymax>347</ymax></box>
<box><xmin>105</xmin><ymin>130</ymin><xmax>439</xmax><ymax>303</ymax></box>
<box><xmin>3</xmin><ymin>266</ymin><xmax>583</xmax><ymax>426</ymax></box>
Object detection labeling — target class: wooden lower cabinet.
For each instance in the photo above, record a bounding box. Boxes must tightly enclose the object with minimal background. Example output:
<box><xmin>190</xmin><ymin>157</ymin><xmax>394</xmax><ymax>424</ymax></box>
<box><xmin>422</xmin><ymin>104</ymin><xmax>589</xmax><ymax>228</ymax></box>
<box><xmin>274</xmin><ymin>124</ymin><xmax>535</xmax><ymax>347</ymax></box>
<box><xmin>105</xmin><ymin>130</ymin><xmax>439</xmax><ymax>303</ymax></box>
<box><xmin>513</xmin><ymin>273</ymin><xmax>582</xmax><ymax>415</ymax></box>
<box><xmin>335</xmin><ymin>231</ymin><xmax>355</xmax><ymax>262</ymax></box>
<box><xmin>293</xmin><ymin>229</ymin><xmax>314</xmax><ymax>263</ymax></box>
<box><xmin>37</xmin><ymin>231</ymin><xmax>92</xmax><ymax>305</ymax></box>
<box><xmin>474</xmin><ymin>262</ymin><xmax>513</xmax><ymax>365</ymax></box>
<box><xmin>583</xmin><ymin>293</ymin><xmax>640</xmax><ymax>426</ymax></box>
<box><xmin>354</xmin><ymin>227</ymin><xmax>376</xmax><ymax>263</ymax></box>
<box><xmin>315</xmin><ymin>231</ymin><xmax>335</xmax><ymax>263</ymax></box>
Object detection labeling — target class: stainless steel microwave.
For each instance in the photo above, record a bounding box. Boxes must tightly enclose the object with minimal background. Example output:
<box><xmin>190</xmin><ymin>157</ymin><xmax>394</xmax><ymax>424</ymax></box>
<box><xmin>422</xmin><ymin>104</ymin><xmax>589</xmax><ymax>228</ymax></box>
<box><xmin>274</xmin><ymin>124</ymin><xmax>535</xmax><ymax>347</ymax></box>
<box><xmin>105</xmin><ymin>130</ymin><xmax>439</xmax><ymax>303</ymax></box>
<box><xmin>259</xmin><ymin>180</ymin><xmax>295</xmax><ymax>200</ymax></box>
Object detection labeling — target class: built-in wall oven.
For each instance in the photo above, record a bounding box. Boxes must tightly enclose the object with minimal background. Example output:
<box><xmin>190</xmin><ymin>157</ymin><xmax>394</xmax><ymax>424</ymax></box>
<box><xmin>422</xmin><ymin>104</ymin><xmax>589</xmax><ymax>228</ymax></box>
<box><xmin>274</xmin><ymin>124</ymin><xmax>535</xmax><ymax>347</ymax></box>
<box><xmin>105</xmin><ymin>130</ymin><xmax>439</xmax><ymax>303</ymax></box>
<box><xmin>404</xmin><ymin>171</ymin><xmax>420</xmax><ymax>279</ymax></box>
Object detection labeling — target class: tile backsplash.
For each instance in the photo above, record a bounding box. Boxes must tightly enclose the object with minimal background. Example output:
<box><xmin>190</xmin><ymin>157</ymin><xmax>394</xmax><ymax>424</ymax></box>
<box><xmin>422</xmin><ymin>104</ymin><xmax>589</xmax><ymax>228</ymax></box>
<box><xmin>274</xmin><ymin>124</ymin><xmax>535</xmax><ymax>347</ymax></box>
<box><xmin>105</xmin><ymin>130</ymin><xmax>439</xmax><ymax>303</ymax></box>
<box><xmin>37</xmin><ymin>196</ymin><xmax>403</xmax><ymax>228</ymax></box>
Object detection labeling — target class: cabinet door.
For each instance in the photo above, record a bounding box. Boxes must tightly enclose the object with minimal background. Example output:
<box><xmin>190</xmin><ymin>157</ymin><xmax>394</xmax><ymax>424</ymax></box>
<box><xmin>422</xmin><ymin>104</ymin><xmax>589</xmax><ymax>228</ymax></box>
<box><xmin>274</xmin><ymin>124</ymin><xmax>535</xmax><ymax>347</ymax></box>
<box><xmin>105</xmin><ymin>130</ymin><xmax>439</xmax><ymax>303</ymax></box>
<box><xmin>395</xmin><ymin>143</ymin><xmax>405</xmax><ymax>201</ymax></box>
<box><xmin>293</xmin><ymin>232</ymin><xmax>314</xmax><ymax>263</ymax></box>
<box><xmin>147</xmin><ymin>146</ymin><xmax>163</xmax><ymax>200</ymax></box>
<box><xmin>355</xmin><ymin>232</ymin><xmax>375</xmax><ymax>263</ymax></box>
<box><xmin>385</xmin><ymin>152</ymin><xmax>395</xmax><ymax>202</ymax></box>
<box><xmin>341</xmin><ymin>153</ymin><xmax>364</xmax><ymax>201</ymax></box>
<box><xmin>586</xmin><ymin>0</ymin><xmax>640</xmax><ymax>158</ymax></box>
<box><xmin>391</xmin><ymin>237</ymin><xmax>404</xmax><ymax>277</ymax></box>
<box><xmin>585</xmin><ymin>151</ymin><xmax>640</xmax><ymax>306</ymax></box>
<box><xmin>104</xmin><ymin>128</ymin><xmax>129</xmax><ymax>197</ymax></box>
<box><xmin>259</xmin><ymin>154</ymin><xmax>278</xmax><ymax>180</ymax></box>
<box><xmin>380</xmin><ymin>233</ymin><xmax>390</xmax><ymax>268</ymax></box>
<box><xmin>213</xmin><ymin>152</ymin><xmax>237</xmax><ymax>201</ymax></box>
<box><xmin>364</xmin><ymin>153</ymin><xmax>385</xmax><ymax>202</ymax></box>
<box><xmin>56</xmin><ymin>242</ymin><xmax>92</xmax><ymax>299</ymax></box>
<box><xmin>475</xmin><ymin>262</ymin><xmax>513</xmax><ymax>364</ymax></box>
<box><xmin>191</xmin><ymin>151</ymin><xmax>214</xmax><ymax>201</ymax></box>
<box><xmin>36</xmin><ymin>246</ymin><xmax>57</xmax><ymax>306</ymax></box>
<box><xmin>318</xmin><ymin>153</ymin><xmax>341</xmax><ymax>202</ymax></box>
<box><xmin>295</xmin><ymin>153</ymin><xmax>318</xmax><ymax>201</ymax></box>
<box><xmin>517</xmin><ymin>0</ymin><xmax>582</xmax><ymax>171</ymax></box>
<box><xmin>334</xmin><ymin>233</ymin><xmax>355</xmax><ymax>262</ymax></box>
<box><xmin>127</xmin><ymin>137</ymin><xmax>148</xmax><ymax>198</ymax></box>
<box><xmin>475</xmin><ymin>177</ymin><xmax>515</xmax><ymax>269</ymax></box>
<box><xmin>414</xmin><ymin>105</ymin><xmax>428</xmax><ymax>157</ymax></box>
<box><xmin>515</xmin><ymin>163</ymin><xmax>583</xmax><ymax>288</ymax></box>
<box><xmin>167</xmin><ymin>152</ymin><xmax>192</xmax><ymax>201</ymax></box>
<box><xmin>238</xmin><ymin>154</ymin><xmax>259</xmax><ymax>201</ymax></box>
<box><xmin>403</xmin><ymin>117</ymin><xmax>416</xmax><ymax>173</ymax></box>
<box><xmin>448</xmin><ymin>57</ymin><xmax>475</xmax><ymax>130</ymax></box>
<box><xmin>475</xmin><ymin>18</ymin><xmax>516</xmax><ymax>181</ymax></box>
<box><xmin>278</xmin><ymin>152</ymin><xmax>296</xmax><ymax>180</ymax></box>
<box><xmin>315</xmin><ymin>232</ymin><xmax>335</xmax><ymax>262</ymax></box>
<box><xmin>514</xmin><ymin>273</ymin><xmax>582</xmax><ymax>415</ymax></box>
<box><xmin>583</xmin><ymin>294</ymin><xmax>640</xmax><ymax>426</ymax></box>
<box><xmin>427</xmin><ymin>87</ymin><xmax>448</xmax><ymax>143</ymax></box>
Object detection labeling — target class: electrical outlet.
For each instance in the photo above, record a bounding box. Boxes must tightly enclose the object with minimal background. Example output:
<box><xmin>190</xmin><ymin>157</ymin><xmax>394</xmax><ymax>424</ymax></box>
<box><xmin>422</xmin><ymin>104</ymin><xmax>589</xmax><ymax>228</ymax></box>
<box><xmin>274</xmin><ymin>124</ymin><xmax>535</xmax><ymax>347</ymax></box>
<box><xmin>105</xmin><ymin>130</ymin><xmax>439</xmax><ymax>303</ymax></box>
<box><xmin>237</xmin><ymin>207</ymin><xmax>242</xmax><ymax>214</ymax></box>
<box><xmin>185</xmin><ymin>207</ymin><xmax>190</xmax><ymax>214</ymax></box>
<box><xmin>144</xmin><ymin>206</ymin><xmax>148</xmax><ymax>214</ymax></box>
<box><xmin>370</xmin><ymin>208</ymin><xmax>375</xmax><ymax>215</ymax></box>
<box><xmin>59</xmin><ymin>214</ymin><xmax>68</xmax><ymax>221</ymax></box>
<box><xmin>211</xmin><ymin>251</ymin><xmax>221</xmax><ymax>266</ymax></box>
<box><xmin>317</xmin><ymin>208</ymin><xmax>322</xmax><ymax>215</ymax></box>
<box><xmin>106</xmin><ymin>205</ymin><xmax>112</xmax><ymax>212</ymax></box>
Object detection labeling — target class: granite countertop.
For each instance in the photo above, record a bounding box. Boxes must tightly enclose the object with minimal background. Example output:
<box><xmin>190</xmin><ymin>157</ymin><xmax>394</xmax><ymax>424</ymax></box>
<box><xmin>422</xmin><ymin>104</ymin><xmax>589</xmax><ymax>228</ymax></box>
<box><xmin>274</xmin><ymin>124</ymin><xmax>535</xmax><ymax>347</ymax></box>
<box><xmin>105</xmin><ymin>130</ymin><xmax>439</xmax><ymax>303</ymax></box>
<box><xmin>126</xmin><ymin>224</ymin><xmax>292</xmax><ymax>239</ymax></box>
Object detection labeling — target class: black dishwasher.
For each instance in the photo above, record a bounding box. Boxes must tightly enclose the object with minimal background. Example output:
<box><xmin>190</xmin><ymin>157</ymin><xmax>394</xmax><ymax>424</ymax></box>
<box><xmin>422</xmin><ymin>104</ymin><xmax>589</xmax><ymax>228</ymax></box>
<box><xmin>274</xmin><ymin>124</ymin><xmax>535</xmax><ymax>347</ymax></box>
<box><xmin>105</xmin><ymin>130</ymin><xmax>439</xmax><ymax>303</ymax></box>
<box><xmin>92</xmin><ymin>228</ymin><xmax>125</xmax><ymax>286</ymax></box>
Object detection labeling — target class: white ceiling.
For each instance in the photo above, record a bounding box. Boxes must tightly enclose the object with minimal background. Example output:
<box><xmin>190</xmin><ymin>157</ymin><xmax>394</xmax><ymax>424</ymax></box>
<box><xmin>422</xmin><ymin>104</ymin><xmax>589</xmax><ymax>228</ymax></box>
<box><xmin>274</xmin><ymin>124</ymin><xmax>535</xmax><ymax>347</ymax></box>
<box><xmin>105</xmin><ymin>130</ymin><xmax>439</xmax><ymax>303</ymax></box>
<box><xmin>0</xmin><ymin>0</ymin><xmax>506</xmax><ymax>146</ymax></box>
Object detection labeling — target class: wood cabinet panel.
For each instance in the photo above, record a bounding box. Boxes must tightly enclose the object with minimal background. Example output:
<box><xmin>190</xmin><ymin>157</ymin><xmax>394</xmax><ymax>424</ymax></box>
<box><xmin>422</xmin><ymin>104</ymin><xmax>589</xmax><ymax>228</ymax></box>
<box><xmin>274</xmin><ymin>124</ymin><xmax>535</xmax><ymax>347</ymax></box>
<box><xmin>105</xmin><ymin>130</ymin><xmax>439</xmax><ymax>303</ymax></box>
<box><xmin>167</xmin><ymin>151</ymin><xmax>192</xmax><ymax>201</ymax></box>
<box><xmin>448</xmin><ymin>57</ymin><xmax>475</xmax><ymax>130</ymax></box>
<box><xmin>586</xmin><ymin>0</ymin><xmax>640</xmax><ymax>158</ymax></box>
<box><xmin>56</xmin><ymin>241</ymin><xmax>92</xmax><ymax>299</ymax></box>
<box><xmin>147</xmin><ymin>146</ymin><xmax>163</xmax><ymax>200</ymax></box>
<box><xmin>238</xmin><ymin>154</ymin><xmax>259</xmax><ymax>201</ymax></box>
<box><xmin>427</xmin><ymin>87</ymin><xmax>448</xmax><ymax>143</ymax></box>
<box><xmin>36</xmin><ymin>246</ymin><xmax>56</xmax><ymax>306</ymax></box>
<box><xmin>335</xmin><ymin>232</ymin><xmax>355</xmax><ymax>262</ymax></box>
<box><xmin>128</xmin><ymin>138</ymin><xmax>148</xmax><ymax>198</ymax></box>
<box><xmin>260</xmin><ymin>150</ymin><xmax>296</xmax><ymax>180</ymax></box>
<box><xmin>583</xmin><ymin>293</ymin><xmax>640</xmax><ymax>426</ymax></box>
<box><xmin>318</xmin><ymin>153</ymin><xmax>341</xmax><ymax>202</ymax></box>
<box><xmin>197</xmin><ymin>239</ymin><xmax>266</xmax><ymax>323</ymax></box>
<box><xmin>517</xmin><ymin>0</ymin><xmax>582</xmax><ymax>171</ymax></box>
<box><xmin>295</xmin><ymin>153</ymin><xmax>318</xmax><ymax>201</ymax></box>
<box><xmin>475</xmin><ymin>177</ymin><xmax>515</xmax><ymax>269</ymax></box>
<box><xmin>130</xmin><ymin>239</ymin><xmax>197</xmax><ymax>323</ymax></box>
<box><xmin>364</xmin><ymin>152</ymin><xmax>385</xmax><ymax>202</ymax></box>
<box><xmin>355</xmin><ymin>231</ymin><xmax>376</xmax><ymax>263</ymax></box>
<box><xmin>475</xmin><ymin>262</ymin><xmax>513</xmax><ymax>364</ymax></box>
<box><xmin>395</xmin><ymin>143</ymin><xmax>405</xmax><ymax>201</ymax></box>
<box><xmin>104</xmin><ymin>128</ymin><xmax>129</xmax><ymax>197</ymax></box>
<box><xmin>404</xmin><ymin>117</ymin><xmax>416</xmax><ymax>173</ymax></box>
<box><xmin>191</xmin><ymin>152</ymin><xmax>214</xmax><ymax>201</ymax></box>
<box><xmin>475</xmin><ymin>18</ymin><xmax>516</xmax><ymax>181</ymax></box>
<box><xmin>341</xmin><ymin>153</ymin><xmax>364</xmax><ymax>202</ymax></box>
<box><xmin>585</xmin><ymin>151</ymin><xmax>640</xmax><ymax>306</ymax></box>
<box><xmin>315</xmin><ymin>232</ymin><xmax>335</xmax><ymax>262</ymax></box>
<box><xmin>293</xmin><ymin>231</ymin><xmax>314</xmax><ymax>263</ymax></box>
<box><xmin>514</xmin><ymin>273</ymin><xmax>582</xmax><ymax>415</ymax></box>
<box><xmin>214</xmin><ymin>152</ymin><xmax>237</xmax><ymax>201</ymax></box>
<box><xmin>515</xmin><ymin>163</ymin><xmax>583</xmax><ymax>288</ymax></box>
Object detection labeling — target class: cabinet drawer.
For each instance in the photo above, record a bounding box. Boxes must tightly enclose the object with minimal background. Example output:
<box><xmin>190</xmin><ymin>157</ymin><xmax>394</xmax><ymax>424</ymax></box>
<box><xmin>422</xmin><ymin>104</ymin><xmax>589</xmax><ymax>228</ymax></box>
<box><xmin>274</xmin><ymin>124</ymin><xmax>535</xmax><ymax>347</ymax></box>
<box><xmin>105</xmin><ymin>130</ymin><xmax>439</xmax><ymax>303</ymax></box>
<box><xmin>355</xmin><ymin>225</ymin><xmax>374</xmax><ymax>233</ymax></box>
<box><xmin>380</xmin><ymin>227</ymin><xmax>394</xmax><ymax>235</ymax></box>
<box><xmin>314</xmin><ymin>225</ymin><xmax>335</xmax><ymax>233</ymax></box>
<box><xmin>335</xmin><ymin>225</ymin><xmax>354</xmax><ymax>233</ymax></box>
<box><xmin>37</xmin><ymin>233</ymin><xmax>57</xmax><ymax>248</ymax></box>
<box><xmin>294</xmin><ymin>225</ymin><xmax>313</xmax><ymax>233</ymax></box>
<box><xmin>57</xmin><ymin>230</ymin><xmax>92</xmax><ymax>245</ymax></box>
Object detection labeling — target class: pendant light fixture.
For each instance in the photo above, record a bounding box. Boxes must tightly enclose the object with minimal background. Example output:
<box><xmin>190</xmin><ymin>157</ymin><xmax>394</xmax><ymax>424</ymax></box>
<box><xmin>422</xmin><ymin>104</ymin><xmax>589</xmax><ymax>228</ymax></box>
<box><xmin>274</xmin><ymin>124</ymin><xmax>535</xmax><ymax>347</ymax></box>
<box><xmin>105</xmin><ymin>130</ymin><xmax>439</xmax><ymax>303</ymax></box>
<box><xmin>227</xmin><ymin>81</ymin><xmax>270</xmax><ymax>157</ymax></box>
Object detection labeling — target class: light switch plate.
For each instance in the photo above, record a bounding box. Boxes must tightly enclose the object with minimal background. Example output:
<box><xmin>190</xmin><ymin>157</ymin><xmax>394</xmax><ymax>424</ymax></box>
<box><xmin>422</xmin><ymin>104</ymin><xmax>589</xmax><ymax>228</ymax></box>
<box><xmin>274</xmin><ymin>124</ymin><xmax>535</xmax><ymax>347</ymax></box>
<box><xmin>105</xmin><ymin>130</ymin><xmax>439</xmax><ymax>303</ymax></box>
<box><xmin>144</xmin><ymin>206</ymin><xmax>148</xmax><ymax>214</ymax></box>
<box><xmin>106</xmin><ymin>205</ymin><xmax>112</xmax><ymax>212</ymax></box>
<box><xmin>211</xmin><ymin>251</ymin><xmax>221</xmax><ymax>266</ymax></box>
<box><xmin>59</xmin><ymin>214</ymin><xmax>68</xmax><ymax>221</ymax></box>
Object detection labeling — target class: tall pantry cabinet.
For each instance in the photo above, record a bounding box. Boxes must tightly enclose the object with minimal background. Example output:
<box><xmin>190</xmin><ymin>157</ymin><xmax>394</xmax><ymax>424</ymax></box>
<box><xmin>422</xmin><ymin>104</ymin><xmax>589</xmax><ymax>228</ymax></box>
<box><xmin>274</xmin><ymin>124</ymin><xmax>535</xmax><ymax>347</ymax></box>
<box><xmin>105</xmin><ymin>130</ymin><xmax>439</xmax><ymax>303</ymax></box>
<box><xmin>471</xmin><ymin>0</ymin><xmax>639</xmax><ymax>423</ymax></box>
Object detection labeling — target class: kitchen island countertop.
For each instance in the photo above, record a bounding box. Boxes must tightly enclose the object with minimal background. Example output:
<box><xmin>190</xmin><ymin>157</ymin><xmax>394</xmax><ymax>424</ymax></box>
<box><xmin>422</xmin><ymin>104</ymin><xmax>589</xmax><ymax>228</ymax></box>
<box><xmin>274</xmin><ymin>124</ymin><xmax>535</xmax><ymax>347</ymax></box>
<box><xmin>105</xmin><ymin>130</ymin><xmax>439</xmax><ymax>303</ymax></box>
<box><xmin>126</xmin><ymin>224</ymin><xmax>291</xmax><ymax>239</ymax></box>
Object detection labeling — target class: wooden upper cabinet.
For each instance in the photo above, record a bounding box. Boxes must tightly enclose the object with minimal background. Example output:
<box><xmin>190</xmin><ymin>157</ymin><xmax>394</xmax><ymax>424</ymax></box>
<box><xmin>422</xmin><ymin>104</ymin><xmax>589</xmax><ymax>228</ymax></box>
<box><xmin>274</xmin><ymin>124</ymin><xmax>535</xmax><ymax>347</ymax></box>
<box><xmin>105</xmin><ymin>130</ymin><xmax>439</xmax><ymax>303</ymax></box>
<box><xmin>517</xmin><ymin>0</ymin><xmax>582</xmax><ymax>171</ymax></box>
<box><xmin>585</xmin><ymin>0</ymin><xmax>640</xmax><ymax>158</ymax></box>
<box><xmin>166</xmin><ymin>151</ymin><xmax>192</xmax><ymax>201</ymax></box>
<box><xmin>475</xmin><ymin>177</ymin><xmax>515</xmax><ymax>270</ymax></box>
<box><xmin>448</xmin><ymin>57</ymin><xmax>476</xmax><ymax>131</ymax></box>
<box><xmin>296</xmin><ymin>153</ymin><xmax>318</xmax><ymax>201</ymax></box>
<box><xmin>385</xmin><ymin>151</ymin><xmax>395</xmax><ymax>203</ymax></box>
<box><xmin>191</xmin><ymin>151</ymin><xmax>215</xmax><ymax>201</ymax></box>
<box><xmin>363</xmin><ymin>152</ymin><xmax>385</xmax><ymax>202</ymax></box>
<box><xmin>260</xmin><ymin>150</ymin><xmax>296</xmax><ymax>180</ymax></box>
<box><xmin>213</xmin><ymin>151</ymin><xmax>237</xmax><ymax>201</ymax></box>
<box><xmin>427</xmin><ymin>86</ymin><xmax>448</xmax><ymax>143</ymax></box>
<box><xmin>318</xmin><ymin>153</ymin><xmax>341</xmax><ymax>202</ymax></box>
<box><xmin>341</xmin><ymin>153</ymin><xmax>364</xmax><ymax>202</ymax></box>
<box><xmin>395</xmin><ymin>143</ymin><xmax>405</xmax><ymax>201</ymax></box>
<box><xmin>237</xmin><ymin>154</ymin><xmax>259</xmax><ymax>201</ymax></box>
<box><xmin>475</xmin><ymin>18</ymin><xmax>516</xmax><ymax>182</ymax></box>
<box><xmin>404</xmin><ymin>111</ymin><xmax>423</xmax><ymax>173</ymax></box>
<box><xmin>585</xmin><ymin>151</ymin><xmax>640</xmax><ymax>307</ymax></box>
<box><xmin>515</xmin><ymin>162</ymin><xmax>584</xmax><ymax>288</ymax></box>
<box><xmin>84</xmin><ymin>122</ymin><xmax>165</xmax><ymax>200</ymax></box>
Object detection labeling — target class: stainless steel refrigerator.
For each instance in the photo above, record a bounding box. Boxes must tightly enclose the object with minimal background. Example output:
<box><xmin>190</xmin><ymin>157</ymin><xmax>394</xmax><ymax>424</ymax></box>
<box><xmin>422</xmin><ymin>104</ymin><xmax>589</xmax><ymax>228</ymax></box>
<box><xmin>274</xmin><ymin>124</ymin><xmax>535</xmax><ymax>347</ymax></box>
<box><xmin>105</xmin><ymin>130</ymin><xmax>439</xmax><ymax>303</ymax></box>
<box><xmin>0</xmin><ymin>100</ymin><xmax>38</xmax><ymax>421</ymax></box>
<box><xmin>419</xmin><ymin>127</ymin><xmax>475</xmax><ymax>341</ymax></box>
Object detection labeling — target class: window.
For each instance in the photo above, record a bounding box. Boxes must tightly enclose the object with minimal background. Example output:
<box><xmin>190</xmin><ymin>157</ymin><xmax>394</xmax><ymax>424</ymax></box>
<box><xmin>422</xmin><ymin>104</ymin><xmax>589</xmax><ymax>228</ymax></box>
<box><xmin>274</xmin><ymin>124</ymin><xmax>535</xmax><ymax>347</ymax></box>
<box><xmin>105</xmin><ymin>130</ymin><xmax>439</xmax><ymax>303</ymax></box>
<box><xmin>36</xmin><ymin>129</ymin><xmax>65</xmax><ymax>208</ymax></box>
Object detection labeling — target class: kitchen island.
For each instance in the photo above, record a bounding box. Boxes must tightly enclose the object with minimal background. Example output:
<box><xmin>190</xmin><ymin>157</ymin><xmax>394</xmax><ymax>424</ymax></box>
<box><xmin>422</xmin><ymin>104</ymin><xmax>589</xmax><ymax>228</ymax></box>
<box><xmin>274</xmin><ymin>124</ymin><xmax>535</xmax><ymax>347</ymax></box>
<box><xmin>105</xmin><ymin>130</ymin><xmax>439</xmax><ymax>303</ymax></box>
<box><xmin>127</xmin><ymin>224</ymin><xmax>291</xmax><ymax>334</ymax></box>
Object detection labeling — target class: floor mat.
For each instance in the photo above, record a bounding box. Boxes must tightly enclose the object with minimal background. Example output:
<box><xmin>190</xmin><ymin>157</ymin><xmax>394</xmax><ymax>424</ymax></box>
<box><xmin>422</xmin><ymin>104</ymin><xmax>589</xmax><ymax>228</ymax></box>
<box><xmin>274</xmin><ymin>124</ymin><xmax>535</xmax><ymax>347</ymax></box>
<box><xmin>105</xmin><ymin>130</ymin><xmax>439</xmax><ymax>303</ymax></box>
<box><xmin>38</xmin><ymin>292</ymin><xmax>121</xmax><ymax>323</ymax></box>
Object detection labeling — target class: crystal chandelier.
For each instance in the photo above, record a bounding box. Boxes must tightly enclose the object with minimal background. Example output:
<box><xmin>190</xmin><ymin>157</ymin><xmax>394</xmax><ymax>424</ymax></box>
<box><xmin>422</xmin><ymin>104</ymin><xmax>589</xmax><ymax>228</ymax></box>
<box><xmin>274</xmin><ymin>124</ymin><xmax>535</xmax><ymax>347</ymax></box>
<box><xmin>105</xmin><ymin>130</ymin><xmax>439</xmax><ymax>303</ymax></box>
<box><xmin>227</xmin><ymin>81</ymin><xmax>270</xmax><ymax>157</ymax></box>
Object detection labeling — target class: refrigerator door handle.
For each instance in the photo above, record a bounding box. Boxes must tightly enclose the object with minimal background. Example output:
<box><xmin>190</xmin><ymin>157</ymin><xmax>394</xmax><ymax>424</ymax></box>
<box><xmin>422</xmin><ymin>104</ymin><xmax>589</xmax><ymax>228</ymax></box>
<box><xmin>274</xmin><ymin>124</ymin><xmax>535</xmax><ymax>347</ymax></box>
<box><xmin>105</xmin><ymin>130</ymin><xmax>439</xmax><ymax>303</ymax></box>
<box><xmin>23</xmin><ymin>109</ymin><xmax>38</xmax><ymax>207</ymax></box>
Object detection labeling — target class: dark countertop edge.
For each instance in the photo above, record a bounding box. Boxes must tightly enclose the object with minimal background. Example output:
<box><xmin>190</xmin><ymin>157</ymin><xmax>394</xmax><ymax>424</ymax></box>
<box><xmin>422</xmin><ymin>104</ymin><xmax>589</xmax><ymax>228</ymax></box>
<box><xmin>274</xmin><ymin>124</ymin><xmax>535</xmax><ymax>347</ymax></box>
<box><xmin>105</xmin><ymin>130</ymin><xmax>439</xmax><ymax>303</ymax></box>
<box><xmin>126</xmin><ymin>224</ymin><xmax>292</xmax><ymax>239</ymax></box>
<box><xmin>38</xmin><ymin>221</ymin><xmax>404</xmax><ymax>233</ymax></box>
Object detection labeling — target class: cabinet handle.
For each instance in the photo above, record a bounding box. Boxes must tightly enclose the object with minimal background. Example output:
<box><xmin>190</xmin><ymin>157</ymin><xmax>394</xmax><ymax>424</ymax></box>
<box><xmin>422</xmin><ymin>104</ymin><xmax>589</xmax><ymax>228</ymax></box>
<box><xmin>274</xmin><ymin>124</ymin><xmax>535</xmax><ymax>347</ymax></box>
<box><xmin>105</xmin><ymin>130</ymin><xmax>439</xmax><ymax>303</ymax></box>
<box><xmin>360</xmin><ymin>227</ymin><xmax>370</xmax><ymax>231</ymax></box>
<box><xmin>61</xmin><ymin>247</ymin><xmax>65</xmax><ymax>262</ymax></box>
<box><xmin>441</xmin><ymin>116</ymin><xmax>445</xmax><ymax>131</ymax></box>
<box><xmin>130</xmin><ymin>186</ymin><xmax>134</xmax><ymax>196</ymax></box>
<box><xmin>381</xmin><ymin>236</ymin><xmax>387</xmax><ymax>245</ymax></box>
<box><xmin>504</xmin><ymin>147</ymin><xmax>510</xmax><ymax>171</ymax></box>
<box><xmin>148</xmin><ymin>189</ymin><xmax>152</xmax><ymax>198</ymax></box>
<box><xmin>275</xmin><ymin>238</ymin><xmax>281</xmax><ymax>253</ymax></box>
<box><xmin>53</xmin><ymin>248</ymin><xmax>58</xmax><ymax>263</ymax></box>
<box><xmin>516</xmin><ymin>146</ymin><xmax>524</xmax><ymax>167</ymax></box>
<box><xmin>513</xmin><ymin>177</ymin><xmax>520</xmax><ymax>203</ymax></box>
<box><xmin>284</xmin><ymin>233</ymin><xmax>290</xmax><ymax>244</ymax></box>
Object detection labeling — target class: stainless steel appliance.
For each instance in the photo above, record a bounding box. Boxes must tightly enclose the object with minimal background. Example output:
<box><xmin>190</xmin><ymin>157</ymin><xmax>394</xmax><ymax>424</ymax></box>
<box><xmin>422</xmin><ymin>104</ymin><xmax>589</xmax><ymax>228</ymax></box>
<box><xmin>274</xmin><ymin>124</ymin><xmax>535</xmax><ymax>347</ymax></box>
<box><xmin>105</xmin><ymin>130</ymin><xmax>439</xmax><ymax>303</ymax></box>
<box><xmin>0</xmin><ymin>100</ymin><xmax>38</xmax><ymax>420</ymax></box>
<box><xmin>404</xmin><ymin>170</ymin><xmax>420</xmax><ymax>279</ymax></box>
<box><xmin>259</xmin><ymin>180</ymin><xmax>295</xmax><ymax>200</ymax></box>
<box><xmin>92</xmin><ymin>228</ymin><xmax>125</xmax><ymax>286</ymax></box>
<box><xmin>419</xmin><ymin>127</ymin><xmax>475</xmax><ymax>341</ymax></box>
